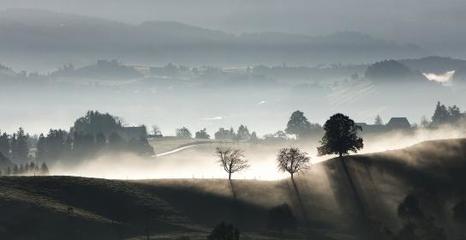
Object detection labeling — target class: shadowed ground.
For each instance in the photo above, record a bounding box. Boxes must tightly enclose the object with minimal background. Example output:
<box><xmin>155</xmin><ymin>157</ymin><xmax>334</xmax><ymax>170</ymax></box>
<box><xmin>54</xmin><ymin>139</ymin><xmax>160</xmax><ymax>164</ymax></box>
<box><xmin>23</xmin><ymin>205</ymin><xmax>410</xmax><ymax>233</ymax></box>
<box><xmin>0</xmin><ymin>138</ymin><xmax>465</xmax><ymax>240</ymax></box>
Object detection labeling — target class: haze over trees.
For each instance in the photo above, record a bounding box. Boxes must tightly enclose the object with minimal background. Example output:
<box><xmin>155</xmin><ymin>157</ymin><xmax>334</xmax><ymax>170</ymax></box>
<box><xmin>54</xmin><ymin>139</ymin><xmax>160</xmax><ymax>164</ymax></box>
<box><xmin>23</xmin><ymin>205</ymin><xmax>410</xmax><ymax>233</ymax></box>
<box><xmin>364</xmin><ymin>60</ymin><xmax>427</xmax><ymax>82</ymax></box>
<box><xmin>285</xmin><ymin>111</ymin><xmax>313</xmax><ymax>139</ymax></box>
<box><xmin>176</xmin><ymin>127</ymin><xmax>192</xmax><ymax>139</ymax></box>
<box><xmin>2</xmin><ymin>162</ymin><xmax>49</xmax><ymax>176</ymax></box>
<box><xmin>4</xmin><ymin>110</ymin><xmax>155</xmax><ymax>168</ymax></box>
<box><xmin>10</xmin><ymin>128</ymin><xmax>29</xmax><ymax>163</ymax></box>
<box><xmin>214</xmin><ymin>126</ymin><xmax>257</xmax><ymax>142</ymax></box>
<box><xmin>195</xmin><ymin>128</ymin><xmax>210</xmax><ymax>139</ymax></box>
<box><xmin>431</xmin><ymin>101</ymin><xmax>464</xmax><ymax>127</ymax></box>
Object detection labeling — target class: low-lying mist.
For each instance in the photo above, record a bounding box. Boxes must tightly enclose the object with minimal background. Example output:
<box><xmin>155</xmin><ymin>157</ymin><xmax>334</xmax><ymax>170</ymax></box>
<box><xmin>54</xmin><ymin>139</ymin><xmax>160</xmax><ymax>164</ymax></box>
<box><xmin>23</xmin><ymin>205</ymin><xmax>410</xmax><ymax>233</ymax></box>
<box><xmin>50</xmin><ymin>125</ymin><xmax>465</xmax><ymax>180</ymax></box>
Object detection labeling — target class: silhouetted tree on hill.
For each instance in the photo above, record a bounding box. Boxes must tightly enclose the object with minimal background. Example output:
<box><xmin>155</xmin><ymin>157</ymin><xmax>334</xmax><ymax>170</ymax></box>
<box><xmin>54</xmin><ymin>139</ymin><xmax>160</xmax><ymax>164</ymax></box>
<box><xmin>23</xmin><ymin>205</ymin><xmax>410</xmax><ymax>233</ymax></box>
<box><xmin>318</xmin><ymin>113</ymin><xmax>364</xmax><ymax>219</ymax></box>
<box><xmin>216</xmin><ymin>147</ymin><xmax>249</xmax><ymax>180</ymax></box>
<box><xmin>276</xmin><ymin>147</ymin><xmax>310</xmax><ymax>222</ymax></box>
<box><xmin>277</xmin><ymin>147</ymin><xmax>310</xmax><ymax>182</ymax></box>
<box><xmin>317</xmin><ymin>113</ymin><xmax>363</xmax><ymax>157</ymax></box>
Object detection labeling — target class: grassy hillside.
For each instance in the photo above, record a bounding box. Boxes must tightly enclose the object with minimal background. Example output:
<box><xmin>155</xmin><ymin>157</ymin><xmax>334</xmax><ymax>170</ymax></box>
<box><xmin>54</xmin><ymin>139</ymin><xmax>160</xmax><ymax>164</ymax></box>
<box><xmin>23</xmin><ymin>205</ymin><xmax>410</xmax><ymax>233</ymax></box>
<box><xmin>0</xmin><ymin>138</ymin><xmax>465</xmax><ymax>240</ymax></box>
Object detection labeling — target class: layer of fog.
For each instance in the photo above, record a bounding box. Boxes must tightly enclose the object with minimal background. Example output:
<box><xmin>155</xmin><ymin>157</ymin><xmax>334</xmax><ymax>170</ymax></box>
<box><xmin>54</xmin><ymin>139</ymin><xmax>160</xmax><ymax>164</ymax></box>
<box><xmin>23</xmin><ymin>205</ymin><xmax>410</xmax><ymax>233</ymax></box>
<box><xmin>2</xmin><ymin>79</ymin><xmax>465</xmax><ymax>137</ymax></box>
<box><xmin>2</xmin><ymin>0</ymin><xmax>466</xmax><ymax>54</ymax></box>
<box><xmin>51</xmin><ymin>125</ymin><xmax>465</xmax><ymax>180</ymax></box>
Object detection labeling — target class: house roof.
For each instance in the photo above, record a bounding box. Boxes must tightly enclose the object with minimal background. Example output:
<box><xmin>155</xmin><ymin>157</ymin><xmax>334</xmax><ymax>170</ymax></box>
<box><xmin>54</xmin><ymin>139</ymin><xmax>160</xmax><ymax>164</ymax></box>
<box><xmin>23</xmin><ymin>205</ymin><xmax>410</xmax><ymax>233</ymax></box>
<box><xmin>387</xmin><ymin>117</ymin><xmax>411</xmax><ymax>129</ymax></box>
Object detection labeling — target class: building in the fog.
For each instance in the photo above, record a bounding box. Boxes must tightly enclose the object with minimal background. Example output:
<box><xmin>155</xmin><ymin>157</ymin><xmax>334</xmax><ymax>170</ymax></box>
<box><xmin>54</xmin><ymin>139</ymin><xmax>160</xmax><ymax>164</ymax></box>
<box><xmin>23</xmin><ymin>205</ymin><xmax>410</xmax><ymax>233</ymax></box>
<box><xmin>386</xmin><ymin>117</ymin><xmax>411</xmax><ymax>130</ymax></box>
<box><xmin>119</xmin><ymin>126</ymin><xmax>148</xmax><ymax>141</ymax></box>
<box><xmin>357</xmin><ymin>117</ymin><xmax>412</xmax><ymax>134</ymax></box>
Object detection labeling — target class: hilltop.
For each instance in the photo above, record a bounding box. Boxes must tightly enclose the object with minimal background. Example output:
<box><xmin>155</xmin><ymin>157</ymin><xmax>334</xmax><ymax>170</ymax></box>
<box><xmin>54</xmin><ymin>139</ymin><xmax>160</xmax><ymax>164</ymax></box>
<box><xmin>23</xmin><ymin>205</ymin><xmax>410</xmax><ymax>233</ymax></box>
<box><xmin>0</xmin><ymin>138</ymin><xmax>465</xmax><ymax>239</ymax></box>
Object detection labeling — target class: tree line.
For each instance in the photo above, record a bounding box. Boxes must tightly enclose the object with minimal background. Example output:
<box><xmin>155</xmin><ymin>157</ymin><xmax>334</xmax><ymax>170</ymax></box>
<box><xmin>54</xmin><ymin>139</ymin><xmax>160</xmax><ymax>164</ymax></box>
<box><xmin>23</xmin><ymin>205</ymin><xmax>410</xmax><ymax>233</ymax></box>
<box><xmin>215</xmin><ymin>113</ymin><xmax>363</xmax><ymax>181</ymax></box>
<box><xmin>0</xmin><ymin>111</ymin><xmax>154</xmax><ymax>169</ymax></box>
<box><xmin>1</xmin><ymin>162</ymin><xmax>49</xmax><ymax>176</ymax></box>
<box><xmin>175</xmin><ymin>125</ymin><xmax>259</xmax><ymax>142</ymax></box>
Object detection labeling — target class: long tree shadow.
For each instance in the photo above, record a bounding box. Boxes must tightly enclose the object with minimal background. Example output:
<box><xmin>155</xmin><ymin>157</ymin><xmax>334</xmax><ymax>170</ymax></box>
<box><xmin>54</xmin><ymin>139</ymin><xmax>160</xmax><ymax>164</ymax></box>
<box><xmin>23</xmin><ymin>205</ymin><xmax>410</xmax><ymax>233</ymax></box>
<box><xmin>289</xmin><ymin>177</ymin><xmax>308</xmax><ymax>223</ymax></box>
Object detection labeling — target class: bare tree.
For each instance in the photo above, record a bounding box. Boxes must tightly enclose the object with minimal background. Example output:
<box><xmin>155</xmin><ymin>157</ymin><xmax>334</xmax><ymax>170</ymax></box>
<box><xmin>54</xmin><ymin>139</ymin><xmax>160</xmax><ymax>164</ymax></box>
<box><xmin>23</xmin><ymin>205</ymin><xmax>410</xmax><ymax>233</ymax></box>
<box><xmin>216</xmin><ymin>147</ymin><xmax>249</xmax><ymax>180</ymax></box>
<box><xmin>277</xmin><ymin>147</ymin><xmax>310</xmax><ymax>224</ymax></box>
<box><xmin>277</xmin><ymin>147</ymin><xmax>310</xmax><ymax>182</ymax></box>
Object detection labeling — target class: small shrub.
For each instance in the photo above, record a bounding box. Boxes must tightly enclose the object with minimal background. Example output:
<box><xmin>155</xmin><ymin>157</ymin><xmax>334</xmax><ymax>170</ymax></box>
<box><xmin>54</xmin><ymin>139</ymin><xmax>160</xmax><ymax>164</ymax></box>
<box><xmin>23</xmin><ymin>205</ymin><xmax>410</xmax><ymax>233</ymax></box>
<box><xmin>207</xmin><ymin>222</ymin><xmax>240</xmax><ymax>240</ymax></box>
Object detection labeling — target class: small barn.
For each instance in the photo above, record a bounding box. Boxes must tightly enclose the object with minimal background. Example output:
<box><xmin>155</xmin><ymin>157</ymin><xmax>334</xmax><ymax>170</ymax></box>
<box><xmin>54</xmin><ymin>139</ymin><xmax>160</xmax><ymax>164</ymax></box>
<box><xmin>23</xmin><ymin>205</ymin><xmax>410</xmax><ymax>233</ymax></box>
<box><xmin>386</xmin><ymin>117</ymin><xmax>411</xmax><ymax>130</ymax></box>
<box><xmin>119</xmin><ymin>126</ymin><xmax>148</xmax><ymax>141</ymax></box>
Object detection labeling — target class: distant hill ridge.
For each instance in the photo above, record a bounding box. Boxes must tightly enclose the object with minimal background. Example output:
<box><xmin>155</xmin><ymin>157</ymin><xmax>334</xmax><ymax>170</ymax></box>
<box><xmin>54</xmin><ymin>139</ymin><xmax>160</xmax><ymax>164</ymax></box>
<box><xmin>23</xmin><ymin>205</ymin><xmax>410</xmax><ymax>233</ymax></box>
<box><xmin>0</xmin><ymin>8</ymin><xmax>427</xmax><ymax>67</ymax></box>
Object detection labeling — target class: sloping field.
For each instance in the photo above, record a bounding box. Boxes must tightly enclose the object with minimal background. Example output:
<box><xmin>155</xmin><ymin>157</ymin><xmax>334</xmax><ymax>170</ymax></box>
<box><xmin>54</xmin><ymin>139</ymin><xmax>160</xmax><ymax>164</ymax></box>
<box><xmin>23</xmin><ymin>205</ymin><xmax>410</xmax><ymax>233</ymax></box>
<box><xmin>0</xmin><ymin>138</ymin><xmax>465</xmax><ymax>240</ymax></box>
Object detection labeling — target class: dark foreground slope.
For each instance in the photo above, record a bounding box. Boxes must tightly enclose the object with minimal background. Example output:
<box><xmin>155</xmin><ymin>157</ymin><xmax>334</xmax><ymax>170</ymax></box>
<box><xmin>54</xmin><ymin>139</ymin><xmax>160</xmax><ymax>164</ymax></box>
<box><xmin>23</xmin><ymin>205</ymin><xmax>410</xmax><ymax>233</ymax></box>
<box><xmin>328</xmin><ymin>138</ymin><xmax>466</xmax><ymax>240</ymax></box>
<box><xmin>0</xmin><ymin>138</ymin><xmax>465</xmax><ymax>240</ymax></box>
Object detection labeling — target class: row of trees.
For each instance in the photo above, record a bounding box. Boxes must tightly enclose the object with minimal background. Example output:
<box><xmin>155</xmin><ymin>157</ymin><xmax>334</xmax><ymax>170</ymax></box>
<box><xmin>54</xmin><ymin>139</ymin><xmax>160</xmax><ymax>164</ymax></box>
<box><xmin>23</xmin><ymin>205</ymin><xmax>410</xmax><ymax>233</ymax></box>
<box><xmin>1</xmin><ymin>111</ymin><xmax>154</xmax><ymax>167</ymax></box>
<box><xmin>175</xmin><ymin>102</ymin><xmax>462</xmax><ymax>144</ymax></box>
<box><xmin>36</xmin><ymin>128</ymin><xmax>153</xmax><ymax>164</ymax></box>
<box><xmin>1</xmin><ymin>162</ymin><xmax>49</xmax><ymax>176</ymax></box>
<box><xmin>175</xmin><ymin>125</ymin><xmax>259</xmax><ymax>142</ymax></box>
<box><xmin>212</xmin><ymin>113</ymin><xmax>363</xmax><ymax>237</ymax></box>
<box><xmin>430</xmin><ymin>101</ymin><xmax>465</xmax><ymax>127</ymax></box>
<box><xmin>0</xmin><ymin>128</ymin><xmax>31</xmax><ymax>162</ymax></box>
<box><xmin>285</xmin><ymin>102</ymin><xmax>465</xmax><ymax>142</ymax></box>
<box><xmin>216</xmin><ymin>113</ymin><xmax>363</xmax><ymax>181</ymax></box>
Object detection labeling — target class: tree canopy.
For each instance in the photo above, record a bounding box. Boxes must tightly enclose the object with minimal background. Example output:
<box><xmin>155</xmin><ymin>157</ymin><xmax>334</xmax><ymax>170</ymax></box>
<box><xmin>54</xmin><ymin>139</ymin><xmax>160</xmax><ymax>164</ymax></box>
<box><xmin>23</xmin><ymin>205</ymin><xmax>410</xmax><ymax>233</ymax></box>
<box><xmin>285</xmin><ymin>110</ymin><xmax>312</xmax><ymax>138</ymax></box>
<box><xmin>317</xmin><ymin>113</ymin><xmax>363</xmax><ymax>157</ymax></box>
<box><xmin>72</xmin><ymin>110</ymin><xmax>123</xmax><ymax>136</ymax></box>
<box><xmin>277</xmin><ymin>147</ymin><xmax>310</xmax><ymax>179</ymax></box>
<box><xmin>216</xmin><ymin>147</ymin><xmax>249</xmax><ymax>180</ymax></box>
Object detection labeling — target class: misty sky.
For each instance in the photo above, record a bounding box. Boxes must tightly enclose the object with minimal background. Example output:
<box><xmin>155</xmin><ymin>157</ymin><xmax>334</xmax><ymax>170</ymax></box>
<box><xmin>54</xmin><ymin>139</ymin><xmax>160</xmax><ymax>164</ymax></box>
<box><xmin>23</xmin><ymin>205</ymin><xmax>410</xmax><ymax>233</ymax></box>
<box><xmin>1</xmin><ymin>0</ymin><xmax>465</xmax><ymax>51</ymax></box>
